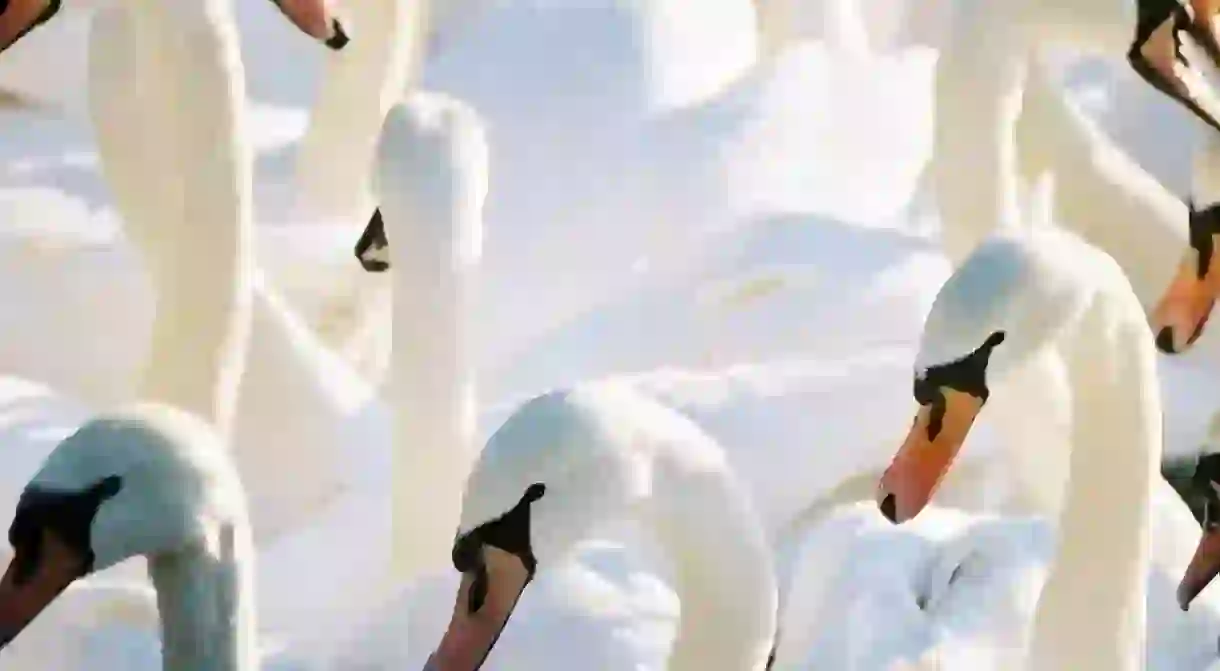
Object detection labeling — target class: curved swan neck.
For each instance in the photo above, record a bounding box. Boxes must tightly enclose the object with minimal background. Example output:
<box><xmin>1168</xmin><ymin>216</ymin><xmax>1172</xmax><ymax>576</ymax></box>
<box><xmin>1026</xmin><ymin>300</ymin><xmax>1156</xmax><ymax>670</ymax></box>
<box><xmin>1016</xmin><ymin>59</ymin><xmax>1185</xmax><ymax>308</ymax></box>
<box><xmin>293</xmin><ymin>0</ymin><xmax>423</xmax><ymax>223</ymax></box>
<box><xmin>116</xmin><ymin>0</ymin><xmax>254</xmax><ymax>440</ymax></box>
<box><xmin>647</xmin><ymin>462</ymin><xmax>778</xmax><ymax>671</ymax></box>
<box><xmin>148</xmin><ymin>524</ymin><xmax>258</xmax><ymax>671</ymax></box>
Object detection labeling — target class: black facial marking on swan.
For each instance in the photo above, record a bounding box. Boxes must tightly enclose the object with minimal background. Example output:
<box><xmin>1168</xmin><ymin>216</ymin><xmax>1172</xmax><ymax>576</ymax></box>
<box><xmin>324</xmin><ymin>18</ymin><xmax>349</xmax><ymax>51</ymax></box>
<box><xmin>354</xmin><ymin>207</ymin><xmax>390</xmax><ymax>272</ymax></box>
<box><xmin>1196</xmin><ymin>454</ymin><xmax>1220</xmax><ymax>530</ymax></box>
<box><xmin>913</xmin><ymin>331</ymin><xmax>1005</xmax><ymax>439</ymax></box>
<box><xmin>451</xmin><ymin>483</ymin><xmax>547</xmax><ymax>613</ymax></box>
<box><xmin>1190</xmin><ymin>202</ymin><xmax>1220</xmax><ymax>280</ymax></box>
<box><xmin>1156</xmin><ymin>326</ymin><xmax>1177</xmax><ymax>354</ymax></box>
<box><xmin>880</xmin><ymin>493</ymin><xmax>898</xmax><ymax>524</ymax></box>
<box><xmin>766</xmin><ymin>630</ymin><xmax>779</xmax><ymax>670</ymax></box>
<box><xmin>8</xmin><ymin>475</ymin><xmax>122</xmax><ymax>582</ymax></box>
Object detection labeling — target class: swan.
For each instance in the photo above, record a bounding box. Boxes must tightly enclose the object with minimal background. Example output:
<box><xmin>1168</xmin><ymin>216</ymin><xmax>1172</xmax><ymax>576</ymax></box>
<box><xmin>313</xmin><ymin>0</ymin><xmax>758</xmax><ymax>276</ymax></box>
<box><xmin>876</xmin><ymin>227</ymin><xmax>1160</xmax><ymax>668</ymax></box>
<box><xmin>82</xmin><ymin>0</ymin><xmax>395</xmax><ymax>546</ymax></box>
<box><xmin>0</xmin><ymin>403</ymin><xmax>259</xmax><ymax>669</ymax></box>
<box><xmin>922</xmin><ymin>0</ymin><xmax>1220</xmax><ymax>358</ymax></box>
<box><xmin>421</xmin><ymin>382</ymin><xmax>777</xmax><ymax>671</ymax></box>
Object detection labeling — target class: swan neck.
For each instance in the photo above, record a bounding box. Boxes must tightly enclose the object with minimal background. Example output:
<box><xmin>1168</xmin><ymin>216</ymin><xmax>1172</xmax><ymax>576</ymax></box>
<box><xmin>1027</xmin><ymin>302</ymin><xmax>1154</xmax><ymax>669</ymax></box>
<box><xmin>293</xmin><ymin>0</ymin><xmax>419</xmax><ymax>223</ymax></box>
<box><xmin>649</xmin><ymin>464</ymin><xmax>777</xmax><ymax>671</ymax></box>
<box><xmin>380</xmin><ymin>149</ymin><xmax>482</xmax><ymax>580</ymax></box>
<box><xmin>148</xmin><ymin>524</ymin><xmax>258</xmax><ymax>671</ymax></box>
<box><xmin>124</xmin><ymin>1</ymin><xmax>254</xmax><ymax>440</ymax></box>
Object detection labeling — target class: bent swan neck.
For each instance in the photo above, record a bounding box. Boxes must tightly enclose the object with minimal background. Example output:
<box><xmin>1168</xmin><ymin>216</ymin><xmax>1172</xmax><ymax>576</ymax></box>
<box><xmin>1027</xmin><ymin>299</ymin><xmax>1156</xmax><ymax>670</ymax></box>
<box><xmin>647</xmin><ymin>460</ymin><xmax>778</xmax><ymax>671</ymax></box>
<box><xmin>148</xmin><ymin>524</ymin><xmax>258</xmax><ymax>671</ymax></box>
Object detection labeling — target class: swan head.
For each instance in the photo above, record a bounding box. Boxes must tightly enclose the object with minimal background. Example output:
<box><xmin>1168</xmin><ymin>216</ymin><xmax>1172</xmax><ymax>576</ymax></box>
<box><xmin>1150</xmin><ymin>205</ymin><xmax>1220</xmax><ymax>353</ymax></box>
<box><xmin>424</xmin><ymin>386</ymin><xmax>654</xmax><ymax>671</ymax></box>
<box><xmin>876</xmin><ymin>234</ymin><xmax>1093</xmax><ymax>523</ymax></box>
<box><xmin>0</xmin><ymin>403</ymin><xmax>245</xmax><ymax>649</ymax></box>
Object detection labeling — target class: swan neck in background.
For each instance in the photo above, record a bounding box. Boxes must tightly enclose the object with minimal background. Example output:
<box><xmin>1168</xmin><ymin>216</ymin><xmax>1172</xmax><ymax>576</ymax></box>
<box><xmin>648</xmin><ymin>462</ymin><xmax>778</xmax><ymax>671</ymax></box>
<box><xmin>149</xmin><ymin>524</ymin><xmax>258</xmax><ymax>671</ymax></box>
<box><xmin>931</xmin><ymin>0</ymin><xmax>1031</xmax><ymax>267</ymax></box>
<box><xmin>293</xmin><ymin>0</ymin><xmax>420</xmax><ymax>224</ymax></box>
<box><xmin>1016</xmin><ymin>57</ymin><xmax>1186</xmax><ymax>310</ymax></box>
<box><xmin>1027</xmin><ymin>300</ymin><xmax>1155</xmax><ymax>670</ymax></box>
<box><xmin>120</xmin><ymin>0</ymin><xmax>254</xmax><ymax>440</ymax></box>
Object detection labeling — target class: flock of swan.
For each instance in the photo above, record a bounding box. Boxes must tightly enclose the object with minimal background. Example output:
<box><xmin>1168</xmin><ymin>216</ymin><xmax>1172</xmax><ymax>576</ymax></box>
<box><xmin>5</xmin><ymin>0</ymin><xmax>1220</xmax><ymax>669</ymax></box>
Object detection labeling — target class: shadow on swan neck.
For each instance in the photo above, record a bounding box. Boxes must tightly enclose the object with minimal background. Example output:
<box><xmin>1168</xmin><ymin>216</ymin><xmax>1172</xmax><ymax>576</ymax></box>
<box><xmin>1026</xmin><ymin>297</ymin><xmax>1157</xmax><ymax>670</ymax></box>
<box><xmin>647</xmin><ymin>458</ymin><xmax>777</xmax><ymax>671</ymax></box>
<box><xmin>148</xmin><ymin>523</ymin><xmax>258</xmax><ymax>671</ymax></box>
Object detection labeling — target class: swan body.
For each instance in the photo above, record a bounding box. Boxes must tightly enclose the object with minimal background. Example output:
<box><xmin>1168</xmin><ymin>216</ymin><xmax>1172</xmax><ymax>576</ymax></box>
<box><xmin>425</xmin><ymin>382</ymin><xmax>777</xmax><ymax>671</ymax></box>
<box><xmin>774</xmin><ymin>486</ymin><xmax>1220</xmax><ymax>670</ymax></box>
<box><xmin>878</xmin><ymin>227</ymin><xmax>1161</xmax><ymax>668</ymax></box>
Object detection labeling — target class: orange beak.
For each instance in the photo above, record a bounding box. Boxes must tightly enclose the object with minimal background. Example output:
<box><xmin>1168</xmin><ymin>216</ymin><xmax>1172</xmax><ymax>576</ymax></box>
<box><xmin>1151</xmin><ymin>253</ymin><xmax>1220</xmax><ymax>353</ymax></box>
<box><xmin>877</xmin><ymin>388</ymin><xmax>984</xmax><ymax>524</ymax></box>
<box><xmin>1178</xmin><ymin>528</ymin><xmax>1220</xmax><ymax>610</ymax></box>
<box><xmin>424</xmin><ymin>546</ymin><xmax>532</xmax><ymax>671</ymax></box>
<box><xmin>270</xmin><ymin>0</ymin><xmax>349</xmax><ymax>50</ymax></box>
<box><xmin>0</xmin><ymin>528</ymin><xmax>86</xmax><ymax>649</ymax></box>
<box><xmin>0</xmin><ymin>0</ymin><xmax>59</xmax><ymax>55</ymax></box>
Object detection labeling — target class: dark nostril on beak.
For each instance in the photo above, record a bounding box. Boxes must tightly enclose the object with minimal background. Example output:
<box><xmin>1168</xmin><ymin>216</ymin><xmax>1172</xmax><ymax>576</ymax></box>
<box><xmin>325</xmin><ymin>19</ymin><xmax>349</xmax><ymax>50</ymax></box>
<box><xmin>880</xmin><ymin>493</ymin><xmax>898</xmax><ymax>524</ymax></box>
<box><xmin>1156</xmin><ymin>326</ymin><xmax>1177</xmax><ymax>354</ymax></box>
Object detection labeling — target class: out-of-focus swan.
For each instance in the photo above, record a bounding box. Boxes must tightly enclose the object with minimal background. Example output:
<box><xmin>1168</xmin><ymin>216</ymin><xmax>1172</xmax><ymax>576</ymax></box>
<box><xmin>877</xmin><ymin>228</ymin><xmax>1160</xmax><ymax>669</ymax></box>
<box><xmin>85</xmin><ymin>0</ymin><xmax>387</xmax><ymax>543</ymax></box>
<box><xmin>0</xmin><ymin>404</ymin><xmax>259</xmax><ymax>670</ymax></box>
<box><xmin>926</xmin><ymin>0</ymin><xmax>1220</xmax><ymax>356</ymax></box>
<box><xmin>422</xmin><ymin>382</ymin><xmax>777</xmax><ymax>671</ymax></box>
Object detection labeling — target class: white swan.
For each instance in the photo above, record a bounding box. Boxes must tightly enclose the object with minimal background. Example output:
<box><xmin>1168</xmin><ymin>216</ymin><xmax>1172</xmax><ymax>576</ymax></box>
<box><xmin>0</xmin><ymin>404</ymin><xmax>259</xmax><ymax>669</ymax></box>
<box><xmin>421</xmin><ymin>382</ymin><xmax>777</xmax><ymax>671</ymax></box>
<box><xmin>82</xmin><ymin>0</ymin><xmax>395</xmax><ymax>545</ymax></box>
<box><xmin>876</xmin><ymin>227</ymin><xmax>1159</xmax><ymax>668</ymax></box>
<box><xmin>923</xmin><ymin>0</ymin><xmax>1220</xmax><ymax>358</ymax></box>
